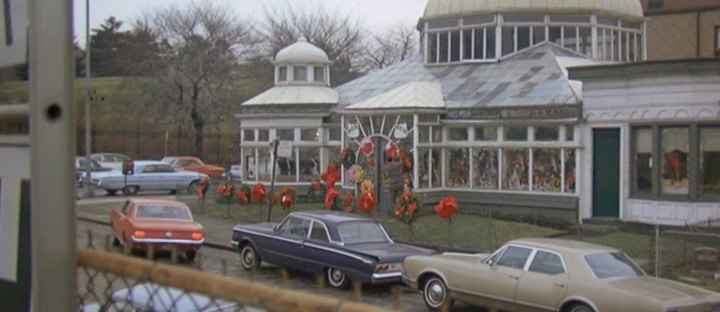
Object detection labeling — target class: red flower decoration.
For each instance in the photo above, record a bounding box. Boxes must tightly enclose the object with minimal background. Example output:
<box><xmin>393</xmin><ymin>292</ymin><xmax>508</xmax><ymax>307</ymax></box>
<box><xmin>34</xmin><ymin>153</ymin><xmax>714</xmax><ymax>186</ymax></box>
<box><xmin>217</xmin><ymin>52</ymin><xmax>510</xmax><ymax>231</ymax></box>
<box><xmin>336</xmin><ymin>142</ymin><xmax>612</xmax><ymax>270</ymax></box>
<box><xmin>360</xmin><ymin>138</ymin><xmax>374</xmax><ymax>156</ymax></box>
<box><xmin>280</xmin><ymin>187</ymin><xmax>295</xmax><ymax>210</ymax></box>
<box><xmin>324</xmin><ymin>187</ymin><xmax>339</xmax><ymax>210</ymax></box>
<box><xmin>235</xmin><ymin>190</ymin><xmax>249</xmax><ymax>204</ymax></box>
<box><xmin>402</xmin><ymin>153</ymin><xmax>413</xmax><ymax>172</ymax></box>
<box><xmin>435</xmin><ymin>196</ymin><xmax>458</xmax><ymax>220</ymax></box>
<box><xmin>320</xmin><ymin>164</ymin><xmax>341</xmax><ymax>189</ymax></box>
<box><xmin>216</xmin><ymin>183</ymin><xmax>234</xmax><ymax>199</ymax></box>
<box><xmin>359</xmin><ymin>192</ymin><xmax>376</xmax><ymax>215</ymax></box>
<box><xmin>395</xmin><ymin>191</ymin><xmax>420</xmax><ymax>224</ymax></box>
<box><xmin>310</xmin><ymin>182</ymin><xmax>322</xmax><ymax>191</ymax></box>
<box><xmin>251</xmin><ymin>183</ymin><xmax>267</xmax><ymax>203</ymax></box>
<box><xmin>384</xmin><ymin>142</ymin><xmax>399</xmax><ymax>160</ymax></box>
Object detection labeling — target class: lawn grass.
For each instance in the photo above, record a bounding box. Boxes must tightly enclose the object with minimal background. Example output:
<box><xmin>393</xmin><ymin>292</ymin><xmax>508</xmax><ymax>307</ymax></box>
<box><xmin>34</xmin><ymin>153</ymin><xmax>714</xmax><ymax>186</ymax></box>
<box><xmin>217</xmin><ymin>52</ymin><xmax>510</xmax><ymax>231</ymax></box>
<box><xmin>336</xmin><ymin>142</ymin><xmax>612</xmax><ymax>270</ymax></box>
<box><xmin>180</xmin><ymin>196</ymin><xmax>564</xmax><ymax>252</ymax></box>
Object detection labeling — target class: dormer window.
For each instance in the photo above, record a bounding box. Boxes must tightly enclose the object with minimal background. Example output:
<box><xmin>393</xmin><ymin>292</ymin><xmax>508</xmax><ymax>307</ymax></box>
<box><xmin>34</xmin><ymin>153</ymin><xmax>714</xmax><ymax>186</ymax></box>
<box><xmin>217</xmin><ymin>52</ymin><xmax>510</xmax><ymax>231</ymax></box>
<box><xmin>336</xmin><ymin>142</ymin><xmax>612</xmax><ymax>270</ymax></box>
<box><xmin>314</xmin><ymin>66</ymin><xmax>325</xmax><ymax>83</ymax></box>
<box><xmin>294</xmin><ymin>66</ymin><xmax>307</xmax><ymax>82</ymax></box>
<box><xmin>278</xmin><ymin>66</ymin><xmax>288</xmax><ymax>82</ymax></box>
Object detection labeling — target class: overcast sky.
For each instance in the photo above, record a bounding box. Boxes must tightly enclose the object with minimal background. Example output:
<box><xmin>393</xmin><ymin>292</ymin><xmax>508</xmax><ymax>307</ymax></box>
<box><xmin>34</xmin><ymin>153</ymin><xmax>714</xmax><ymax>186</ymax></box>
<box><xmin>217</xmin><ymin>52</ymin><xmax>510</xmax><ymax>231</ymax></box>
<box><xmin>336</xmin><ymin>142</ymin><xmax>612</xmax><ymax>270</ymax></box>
<box><xmin>73</xmin><ymin>0</ymin><xmax>429</xmax><ymax>45</ymax></box>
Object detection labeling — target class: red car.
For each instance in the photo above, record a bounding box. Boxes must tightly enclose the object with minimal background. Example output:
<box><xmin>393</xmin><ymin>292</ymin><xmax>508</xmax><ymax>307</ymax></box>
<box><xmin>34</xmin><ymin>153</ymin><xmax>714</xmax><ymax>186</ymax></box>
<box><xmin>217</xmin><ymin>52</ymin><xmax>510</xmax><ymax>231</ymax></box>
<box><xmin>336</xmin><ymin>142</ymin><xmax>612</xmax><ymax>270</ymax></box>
<box><xmin>110</xmin><ymin>198</ymin><xmax>204</xmax><ymax>261</ymax></box>
<box><xmin>161</xmin><ymin>156</ymin><xmax>226</xmax><ymax>179</ymax></box>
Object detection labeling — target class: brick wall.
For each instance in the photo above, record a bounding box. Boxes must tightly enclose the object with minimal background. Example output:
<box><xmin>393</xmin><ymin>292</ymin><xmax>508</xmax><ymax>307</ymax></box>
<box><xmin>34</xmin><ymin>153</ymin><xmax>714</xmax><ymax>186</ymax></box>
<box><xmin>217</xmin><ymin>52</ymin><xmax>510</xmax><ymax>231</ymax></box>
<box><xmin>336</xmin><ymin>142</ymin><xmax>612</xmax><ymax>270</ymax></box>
<box><xmin>645</xmin><ymin>9</ymin><xmax>720</xmax><ymax>60</ymax></box>
<box><xmin>699</xmin><ymin>11</ymin><xmax>720</xmax><ymax>57</ymax></box>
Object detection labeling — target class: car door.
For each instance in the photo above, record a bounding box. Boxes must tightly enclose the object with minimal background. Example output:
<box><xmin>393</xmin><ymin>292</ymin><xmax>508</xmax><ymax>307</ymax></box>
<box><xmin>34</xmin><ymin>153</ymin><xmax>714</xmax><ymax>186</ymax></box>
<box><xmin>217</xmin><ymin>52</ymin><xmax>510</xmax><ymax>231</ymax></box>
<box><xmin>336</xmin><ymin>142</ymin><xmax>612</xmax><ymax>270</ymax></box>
<box><xmin>267</xmin><ymin>216</ymin><xmax>311</xmax><ymax>270</ymax></box>
<box><xmin>471</xmin><ymin>245</ymin><xmax>532</xmax><ymax>310</ymax></box>
<box><xmin>515</xmin><ymin>249</ymin><xmax>569</xmax><ymax>311</ymax></box>
<box><xmin>299</xmin><ymin>220</ymin><xmax>334</xmax><ymax>273</ymax></box>
<box><xmin>136</xmin><ymin>164</ymin><xmax>162</xmax><ymax>190</ymax></box>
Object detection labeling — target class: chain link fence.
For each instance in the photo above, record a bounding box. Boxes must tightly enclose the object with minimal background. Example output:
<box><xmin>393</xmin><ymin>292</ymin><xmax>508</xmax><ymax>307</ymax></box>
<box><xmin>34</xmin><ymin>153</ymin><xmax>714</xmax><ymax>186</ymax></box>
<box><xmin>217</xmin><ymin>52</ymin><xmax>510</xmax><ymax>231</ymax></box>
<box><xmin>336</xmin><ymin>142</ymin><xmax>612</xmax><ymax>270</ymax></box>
<box><xmin>77</xmin><ymin>248</ymin><xmax>395</xmax><ymax>312</ymax></box>
<box><xmin>571</xmin><ymin>220</ymin><xmax>720</xmax><ymax>291</ymax></box>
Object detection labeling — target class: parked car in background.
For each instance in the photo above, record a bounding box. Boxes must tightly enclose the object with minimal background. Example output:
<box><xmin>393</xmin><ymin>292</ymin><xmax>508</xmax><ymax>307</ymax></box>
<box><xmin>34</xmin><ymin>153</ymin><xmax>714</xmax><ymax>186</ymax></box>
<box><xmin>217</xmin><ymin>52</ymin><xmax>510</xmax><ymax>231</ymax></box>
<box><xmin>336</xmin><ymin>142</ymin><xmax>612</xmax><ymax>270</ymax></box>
<box><xmin>229</xmin><ymin>164</ymin><xmax>243</xmax><ymax>181</ymax></box>
<box><xmin>81</xmin><ymin>282</ymin><xmax>244</xmax><ymax>312</ymax></box>
<box><xmin>75</xmin><ymin>156</ymin><xmax>113</xmax><ymax>183</ymax></box>
<box><xmin>402</xmin><ymin>237</ymin><xmax>720</xmax><ymax>311</ymax></box>
<box><xmin>92</xmin><ymin>160</ymin><xmax>208</xmax><ymax>195</ymax></box>
<box><xmin>161</xmin><ymin>156</ymin><xmax>226</xmax><ymax>179</ymax></box>
<box><xmin>231</xmin><ymin>210</ymin><xmax>435</xmax><ymax>289</ymax></box>
<box><xmin>91</xmin><ymin>152</ymin><xmax>132</xmax><ymax>171</ymax></box>
<box><xmin>110</xmin><ymin>198</ymin><xmax>204</xmax><ymax>262</ymax></box>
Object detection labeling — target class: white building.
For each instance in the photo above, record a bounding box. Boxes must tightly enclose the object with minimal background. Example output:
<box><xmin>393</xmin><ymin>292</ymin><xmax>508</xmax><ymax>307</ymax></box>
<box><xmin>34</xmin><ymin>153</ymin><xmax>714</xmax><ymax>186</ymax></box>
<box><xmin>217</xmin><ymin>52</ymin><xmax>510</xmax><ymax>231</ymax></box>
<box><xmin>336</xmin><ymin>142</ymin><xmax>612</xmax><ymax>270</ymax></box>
<box><xmin>237</xmin><ymin>0</ymin><xmax>668</xmax><ymax>225</ymax></box>
<box><xmin>570</xmin><ymin>60</ymin><xmax>720</xmax><ymax>225</ymax></box>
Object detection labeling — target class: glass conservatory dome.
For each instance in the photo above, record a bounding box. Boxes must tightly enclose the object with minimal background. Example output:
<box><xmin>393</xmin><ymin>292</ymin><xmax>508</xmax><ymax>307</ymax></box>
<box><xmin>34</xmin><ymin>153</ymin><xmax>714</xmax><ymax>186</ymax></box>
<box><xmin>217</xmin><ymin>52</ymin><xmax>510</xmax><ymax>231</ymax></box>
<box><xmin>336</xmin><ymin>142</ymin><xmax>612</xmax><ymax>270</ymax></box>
<box><xmin>422</xmin><ymin>0</ymin><xmax>643</xmax><ymax>21</ymax></box>
<box><xmin>419</xmin><ymin>0</ymin><xmax>645</xmax><ymax>64</ymax></box>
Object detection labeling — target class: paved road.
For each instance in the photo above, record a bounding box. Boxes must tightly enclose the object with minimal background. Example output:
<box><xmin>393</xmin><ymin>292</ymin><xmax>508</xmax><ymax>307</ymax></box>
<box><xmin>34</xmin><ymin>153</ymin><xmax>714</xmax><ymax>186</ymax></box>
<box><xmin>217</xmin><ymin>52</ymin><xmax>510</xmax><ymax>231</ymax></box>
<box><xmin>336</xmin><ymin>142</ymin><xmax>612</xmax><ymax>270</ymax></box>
<box><xmin>76</xmin><ymin>194</ymin><xmax>487</xmax><ymax>311</ymax></box>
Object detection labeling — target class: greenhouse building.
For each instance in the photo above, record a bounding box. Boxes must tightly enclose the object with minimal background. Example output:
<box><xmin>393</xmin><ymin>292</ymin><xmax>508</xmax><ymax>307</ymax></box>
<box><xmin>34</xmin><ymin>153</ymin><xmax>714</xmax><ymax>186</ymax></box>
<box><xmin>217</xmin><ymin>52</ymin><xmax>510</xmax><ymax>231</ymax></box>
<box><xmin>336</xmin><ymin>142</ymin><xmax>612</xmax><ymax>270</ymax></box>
<box><xmin>237</xmin><ymin>0</ymin><xmax>654</xmax><ymax>224</ymax></box>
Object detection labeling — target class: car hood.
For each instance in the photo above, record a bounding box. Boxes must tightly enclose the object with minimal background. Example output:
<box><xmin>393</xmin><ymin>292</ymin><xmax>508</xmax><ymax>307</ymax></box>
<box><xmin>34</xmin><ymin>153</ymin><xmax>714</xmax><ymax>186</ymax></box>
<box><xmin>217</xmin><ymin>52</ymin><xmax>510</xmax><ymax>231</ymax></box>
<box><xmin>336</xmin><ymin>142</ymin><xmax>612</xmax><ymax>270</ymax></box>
<box><xmin>346</xmin><ymin>242</ymin><xmax>435</xmax><ymax>262</ymax></box>
<box><xmin>608</xmin><ymin>276</ymin><xmax>720</xmax><ymax>304</ymax></box>
<box><xmin>132</xmin><ymin>219</ymin><xmax>203</xmax><ymax>231</ymax></box>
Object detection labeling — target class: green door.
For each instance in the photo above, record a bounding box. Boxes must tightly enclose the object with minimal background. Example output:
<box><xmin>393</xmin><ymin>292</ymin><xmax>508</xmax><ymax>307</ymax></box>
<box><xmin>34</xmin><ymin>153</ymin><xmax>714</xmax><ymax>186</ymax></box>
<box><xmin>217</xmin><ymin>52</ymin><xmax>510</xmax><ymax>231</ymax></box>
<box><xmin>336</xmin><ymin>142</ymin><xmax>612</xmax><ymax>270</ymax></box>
<box><xmin>592</xmin><ymin>128</ymin><xmax>620</xmax><ymax>218</ymax></box>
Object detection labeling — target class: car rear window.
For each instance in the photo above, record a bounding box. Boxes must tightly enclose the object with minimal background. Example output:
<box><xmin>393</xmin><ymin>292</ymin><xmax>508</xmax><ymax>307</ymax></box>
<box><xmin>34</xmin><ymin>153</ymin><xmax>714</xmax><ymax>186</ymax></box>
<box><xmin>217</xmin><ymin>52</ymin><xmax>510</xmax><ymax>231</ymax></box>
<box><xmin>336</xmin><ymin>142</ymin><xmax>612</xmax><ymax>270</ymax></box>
<box><xmin>337</xmin><ymin>221</ymin><xmax>389</xmax><ymax>244</ymax></box>
<box><xmin>584</xmin><ymin>252</ymin><xmax>645</xmax><ymax>279</ymax></box>
<box><xmin>135</xmin><ymin>205</ymin><xmax>192</xmax><ymax>220</ymax></box>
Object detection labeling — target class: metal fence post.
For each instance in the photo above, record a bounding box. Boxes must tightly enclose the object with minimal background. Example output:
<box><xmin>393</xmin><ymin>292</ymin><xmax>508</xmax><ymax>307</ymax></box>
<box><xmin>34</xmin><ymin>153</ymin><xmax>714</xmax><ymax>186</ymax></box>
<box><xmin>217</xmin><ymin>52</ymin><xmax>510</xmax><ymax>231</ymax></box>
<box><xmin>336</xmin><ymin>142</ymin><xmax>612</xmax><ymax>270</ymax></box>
<box><xmin>655</xmin><ymin>223</ymin><xmax>660</xmax><ymax>277</ymax></box>
<box><xmin>29</xmin><ymin>0</ymin><xmax>77</xmax><ymax>310</ymax></box>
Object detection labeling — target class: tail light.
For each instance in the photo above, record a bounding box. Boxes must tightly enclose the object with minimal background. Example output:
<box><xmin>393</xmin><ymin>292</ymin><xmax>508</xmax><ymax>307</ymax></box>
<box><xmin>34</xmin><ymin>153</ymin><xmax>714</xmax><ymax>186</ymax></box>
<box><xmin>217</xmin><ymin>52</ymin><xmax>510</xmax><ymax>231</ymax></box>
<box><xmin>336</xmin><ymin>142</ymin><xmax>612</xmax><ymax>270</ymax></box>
<box><xmin>133</xmin><ymin>230</ymin><xmax>146</xmax><ymax>239</ymax></box>
<box><xmin>191</xmin><ymin>232</ymin><xmax>204</xmax><ymax>240</ymax></box>
<box><xmin>375</xmin><ymin>262</ymin><xmax>402</xmax><ymax>273</ymax></box>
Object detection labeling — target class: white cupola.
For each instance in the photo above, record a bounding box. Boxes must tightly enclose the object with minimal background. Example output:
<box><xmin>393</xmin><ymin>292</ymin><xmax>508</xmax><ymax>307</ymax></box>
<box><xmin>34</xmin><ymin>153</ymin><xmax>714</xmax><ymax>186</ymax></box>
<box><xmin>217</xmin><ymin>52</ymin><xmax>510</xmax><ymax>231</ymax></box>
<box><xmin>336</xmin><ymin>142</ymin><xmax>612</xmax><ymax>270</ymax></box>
<box><xmin>273</xmin><ymin>37</ymin><xmax>332</xmax><ymax>87</ymax></box>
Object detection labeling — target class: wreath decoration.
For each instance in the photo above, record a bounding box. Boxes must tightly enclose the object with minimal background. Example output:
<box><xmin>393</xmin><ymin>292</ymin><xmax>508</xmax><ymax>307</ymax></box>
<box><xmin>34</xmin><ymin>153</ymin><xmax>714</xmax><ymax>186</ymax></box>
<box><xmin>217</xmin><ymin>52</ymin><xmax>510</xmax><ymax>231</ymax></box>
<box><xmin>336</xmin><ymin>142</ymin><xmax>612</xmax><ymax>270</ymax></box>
<box><xmin>251</xmin><ymin>183</ymin><xmax>267</xmax><ymax>203</ymax></box>
<box><xmin>395</xmin><ymin>191</ymin><xmax>420</xmax><ymax>224</ymax></box>
<box><xmin>280</xmin><ymin>187</ymin><xmax>295</xmax><ymax>210</ymax></box>
<box><xmin>360</xmin><ymin>137</ymin><xmax>375</xmax><ymax>156</ymax></box>
<box><xmin>435</xmin><ymin>196</ymin><xmax>458</xmax><ymax>220</ymax></box>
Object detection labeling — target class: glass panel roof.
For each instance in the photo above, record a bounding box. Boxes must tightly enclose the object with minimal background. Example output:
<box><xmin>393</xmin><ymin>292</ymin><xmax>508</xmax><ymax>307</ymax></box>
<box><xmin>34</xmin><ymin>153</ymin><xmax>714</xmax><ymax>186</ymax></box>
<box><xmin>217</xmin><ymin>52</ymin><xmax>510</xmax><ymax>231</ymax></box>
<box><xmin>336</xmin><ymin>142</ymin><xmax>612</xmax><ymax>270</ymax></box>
<box><xmin>336</xmin><ymin>43</ymin><xmax>585</xmax><ymax>111</ymax></box>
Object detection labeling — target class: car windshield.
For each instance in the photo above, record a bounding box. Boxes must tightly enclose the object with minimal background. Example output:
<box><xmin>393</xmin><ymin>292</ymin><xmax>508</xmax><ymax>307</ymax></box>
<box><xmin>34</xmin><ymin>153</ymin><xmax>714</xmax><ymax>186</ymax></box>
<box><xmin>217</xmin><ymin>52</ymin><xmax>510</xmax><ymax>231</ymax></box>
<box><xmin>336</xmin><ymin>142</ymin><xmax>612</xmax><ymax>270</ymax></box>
<box><xmin>135</xmin><ymin>205</ymin><xmax>192</xmax><ymax>220</ymax></box>
<box><xmin>584</xmin><ymin>252</ymin><xmax>645</xmax><ymax>279</ymax></box>
<box><xmin>337</xmin><ymin>221</ymin><xmax>390</xmax><ymax>244</ymax></box>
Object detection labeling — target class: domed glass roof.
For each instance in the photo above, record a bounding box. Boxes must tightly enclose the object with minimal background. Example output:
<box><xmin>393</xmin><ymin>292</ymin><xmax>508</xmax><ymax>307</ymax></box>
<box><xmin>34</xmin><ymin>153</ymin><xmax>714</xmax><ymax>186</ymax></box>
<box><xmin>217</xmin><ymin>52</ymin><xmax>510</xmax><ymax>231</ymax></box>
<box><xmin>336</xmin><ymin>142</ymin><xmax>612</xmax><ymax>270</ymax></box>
<box><xmin>422</xmin><ymin>0</ymin><xmax>644</xmax><ymax>22</ymax></box>
<box><xmin>274</xmin><ymin>37</ymin><xmax>331</xmax><ymax>65</ymax></box>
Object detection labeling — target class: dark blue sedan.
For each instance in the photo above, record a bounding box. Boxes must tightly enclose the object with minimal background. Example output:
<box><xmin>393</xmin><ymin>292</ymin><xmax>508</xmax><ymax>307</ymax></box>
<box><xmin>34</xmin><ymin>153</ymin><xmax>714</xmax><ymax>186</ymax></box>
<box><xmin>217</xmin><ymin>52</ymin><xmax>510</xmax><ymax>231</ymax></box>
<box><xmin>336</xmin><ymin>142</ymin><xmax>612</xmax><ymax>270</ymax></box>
<box><xmin>231</xmin><ymin>210</ymin><xmax>435</xmax><ymax>288</ymax></box>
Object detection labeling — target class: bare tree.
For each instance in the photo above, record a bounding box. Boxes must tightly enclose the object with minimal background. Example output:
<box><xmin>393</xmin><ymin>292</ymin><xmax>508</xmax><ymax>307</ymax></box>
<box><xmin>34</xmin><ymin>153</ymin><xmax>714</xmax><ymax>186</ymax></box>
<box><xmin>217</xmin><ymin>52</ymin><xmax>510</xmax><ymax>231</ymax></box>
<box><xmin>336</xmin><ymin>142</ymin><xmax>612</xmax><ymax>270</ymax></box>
<box><xmin>136</xmin><ymin>2</ymin><xmax>257</xmax><ymax>158</ymax></box>
<box><xmin>361</xmin><ymin>23</ymin><xmax>418</xmax><ymax>71</ymax></box>
<box><xmin>259</xmin><ymin>5</ymin><xmax>365</xmax><ymax>85</ymax></box>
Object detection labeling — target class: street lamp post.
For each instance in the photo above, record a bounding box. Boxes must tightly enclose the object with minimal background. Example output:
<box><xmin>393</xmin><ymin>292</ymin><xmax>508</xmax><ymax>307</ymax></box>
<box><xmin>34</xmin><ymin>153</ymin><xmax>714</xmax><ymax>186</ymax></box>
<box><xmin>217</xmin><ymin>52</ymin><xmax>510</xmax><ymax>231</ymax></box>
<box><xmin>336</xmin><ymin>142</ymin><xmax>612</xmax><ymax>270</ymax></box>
<box><xmin>83</xmin><ymin>0</ymin><xmax>94</xmax><ymax>197</ymax></box>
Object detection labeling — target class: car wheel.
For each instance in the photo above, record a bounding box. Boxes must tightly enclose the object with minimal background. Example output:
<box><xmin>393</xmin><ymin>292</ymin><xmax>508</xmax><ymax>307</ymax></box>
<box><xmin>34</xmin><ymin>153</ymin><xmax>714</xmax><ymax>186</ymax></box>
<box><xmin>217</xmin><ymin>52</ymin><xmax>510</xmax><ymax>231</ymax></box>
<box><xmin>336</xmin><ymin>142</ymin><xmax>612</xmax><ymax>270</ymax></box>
<box><xmin>187</xmin><ymin>181</ymin><xmax>200</xmax><ymax>195</ymax></box>
<box><xmin>123</xmin><ymin>185</ymin><xmax>139</xmax><ymax>196</ymax></box>
<box><xmin>423</xmin><ymin>276</ymin><xmax>453</xmax><ymax>311</ymax></box>
<box><xmin>111</xmin><ymin>235</ymin><xmax>121</xmax><ymax>247</ymax></box>
<box><xmin>240</xmin><ymin>245</ymin><xmax>261</xmax><ymax>270</ymax></box>
<box><xmin>566</xmin><ymin>303</ymin><xmax>594</xmax><ymax>312</ymax></box>
<box><xmin>185</xmin><ymin>251</ymin><xmax>197</xmax><ymax>262</ymax></box>
<box><xmin>326</xmin><ymin>267</ymin><xmax>349</xmax><ymax>289</ymax></box>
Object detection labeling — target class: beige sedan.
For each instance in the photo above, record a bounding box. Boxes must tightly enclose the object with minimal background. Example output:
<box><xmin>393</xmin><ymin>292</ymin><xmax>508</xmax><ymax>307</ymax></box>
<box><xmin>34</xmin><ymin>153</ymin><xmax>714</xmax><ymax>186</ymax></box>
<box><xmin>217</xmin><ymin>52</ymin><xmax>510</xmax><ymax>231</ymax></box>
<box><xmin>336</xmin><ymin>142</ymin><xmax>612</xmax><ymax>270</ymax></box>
<box><xmin>402</xmin><ymin>238</ymin><xmax>720</xmax><ymax>312</ymax></box>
